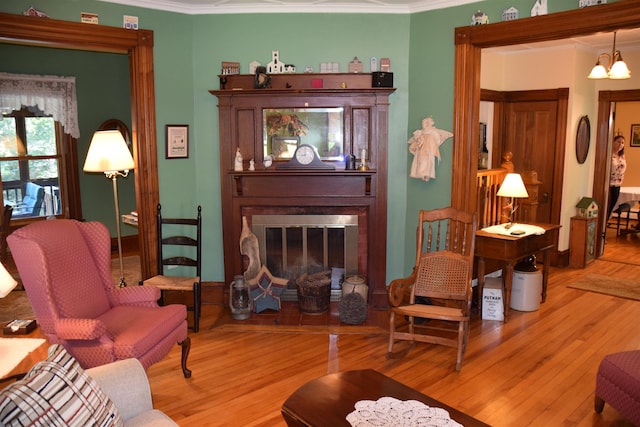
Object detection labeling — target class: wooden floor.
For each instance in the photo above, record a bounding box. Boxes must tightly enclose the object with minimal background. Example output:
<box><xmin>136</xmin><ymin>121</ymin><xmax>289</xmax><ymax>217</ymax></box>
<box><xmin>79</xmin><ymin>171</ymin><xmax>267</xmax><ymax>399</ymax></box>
<box><xmin>145</xmin><ymin>226</ymin><xmax>640</xmax><ymax>427</ymax></box>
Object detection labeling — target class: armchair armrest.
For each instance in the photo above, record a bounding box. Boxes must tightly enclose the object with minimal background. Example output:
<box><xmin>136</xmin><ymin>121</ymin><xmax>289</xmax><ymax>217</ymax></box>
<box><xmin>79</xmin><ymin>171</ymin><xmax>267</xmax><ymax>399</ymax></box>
<box><xmin>111</xmin><ymin>285</ymin><xmax>161</xmax><ymax>307</ymax></box>
<box><xmin>86</xmin><ymin>358</ymin><xmax>153</xmax><ymax>421</ymax></box>
<box><xmin>55</xmin><ymin>318</ymin><xmax>108</xmax><ymax>340</ymax></box>
<box><xmin>387</xmin><ymin>274</ymin><xmax>415</xmax><ymax>307</ymax></box>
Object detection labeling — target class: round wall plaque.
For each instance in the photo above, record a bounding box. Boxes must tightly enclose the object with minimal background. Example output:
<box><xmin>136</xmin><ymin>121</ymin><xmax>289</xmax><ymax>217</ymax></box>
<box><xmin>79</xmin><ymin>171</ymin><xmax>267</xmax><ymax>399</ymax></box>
<box><xmin>576</xmin><ymin>115</ymin><xmax>590</xmax><ymax>164</ymax></box>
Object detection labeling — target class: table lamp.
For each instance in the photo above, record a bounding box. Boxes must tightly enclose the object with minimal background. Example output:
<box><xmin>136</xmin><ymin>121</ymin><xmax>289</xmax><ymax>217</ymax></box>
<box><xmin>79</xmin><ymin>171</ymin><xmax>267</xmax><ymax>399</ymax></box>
<box><xmin>0</xmin><ymin>261</ymin><xmax>18</xmax><ymax>298</ymax></box>
<box><xmin>83</xmin><ymin>130</ymin><xmax>135</xmax><ymax>288</ymax></box>
<box><xmin>497</xmin><ymin>173</ymin><xmax>529</xmax><ymax>229</ymax></box>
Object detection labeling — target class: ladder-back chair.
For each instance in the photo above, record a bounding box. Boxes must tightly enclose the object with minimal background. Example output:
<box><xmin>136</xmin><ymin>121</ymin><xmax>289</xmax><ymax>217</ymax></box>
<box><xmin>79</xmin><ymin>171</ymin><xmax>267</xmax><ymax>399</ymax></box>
<box><xmin>142</xmin><ymin>204</ymin><xmax>202</xmax><ymax>332</ymax></box>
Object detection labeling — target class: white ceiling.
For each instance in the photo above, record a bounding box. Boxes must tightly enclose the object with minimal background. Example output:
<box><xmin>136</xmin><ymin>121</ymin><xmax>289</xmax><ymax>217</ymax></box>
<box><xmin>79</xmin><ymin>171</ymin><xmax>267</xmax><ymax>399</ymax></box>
<box><xmin>99</xmin><ymin>0</ymin><xmax>480</xmax><ymax>15</ymax></box>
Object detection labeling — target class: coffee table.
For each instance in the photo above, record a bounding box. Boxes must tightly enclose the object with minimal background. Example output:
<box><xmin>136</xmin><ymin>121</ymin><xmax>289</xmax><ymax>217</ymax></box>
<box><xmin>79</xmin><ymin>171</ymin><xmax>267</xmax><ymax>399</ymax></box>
<box><xmin>281</xmin><ymin>369</ymin><xmax>489</xmax><ymax>426</ymax></box>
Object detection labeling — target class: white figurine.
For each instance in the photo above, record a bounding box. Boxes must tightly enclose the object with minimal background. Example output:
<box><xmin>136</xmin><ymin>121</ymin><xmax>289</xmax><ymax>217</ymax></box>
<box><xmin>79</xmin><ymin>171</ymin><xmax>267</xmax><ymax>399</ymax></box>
<box><xmin>263</xmin><ymin>155</ymin><xmax>273</xmax><ymax>168</ymax></box>
<box><xmin>234</xmin><ymin>147</ymin><xmax>243</xmax><ymax>171</ymax></box>
<box><xmin>408</xmin><ymin>117</ymin><xmax>453</xmax><ymax>182</ymax></box>
<box><xmin>249</xmin><ymin>159</ymin><xmax>255</xmax><ymax>171</ymax></box>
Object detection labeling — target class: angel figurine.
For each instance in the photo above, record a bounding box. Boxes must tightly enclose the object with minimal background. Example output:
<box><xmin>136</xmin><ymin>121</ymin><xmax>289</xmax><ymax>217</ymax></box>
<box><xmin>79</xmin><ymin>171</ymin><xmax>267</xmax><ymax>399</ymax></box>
<box><xmin>408</xmin><ymin>117</ymin><xmax>453</xmax><ymax>182</ymax></box>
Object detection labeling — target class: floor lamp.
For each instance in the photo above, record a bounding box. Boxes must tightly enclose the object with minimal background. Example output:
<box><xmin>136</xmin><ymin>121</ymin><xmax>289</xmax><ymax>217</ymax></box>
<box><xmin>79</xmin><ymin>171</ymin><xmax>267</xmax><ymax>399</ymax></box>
<box><xmin>83</xmin><ymin>130</ymin><xmax>135</xmax><ymax>288</ymax></box>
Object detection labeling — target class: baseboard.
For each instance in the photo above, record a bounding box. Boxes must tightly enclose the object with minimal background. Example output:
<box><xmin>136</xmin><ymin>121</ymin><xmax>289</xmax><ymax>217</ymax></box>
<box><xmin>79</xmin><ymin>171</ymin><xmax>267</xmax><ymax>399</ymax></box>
<box><xmin>110</xmin><ymin>235</ymin><xmax>138</xmax><ymax>256</ymax></box>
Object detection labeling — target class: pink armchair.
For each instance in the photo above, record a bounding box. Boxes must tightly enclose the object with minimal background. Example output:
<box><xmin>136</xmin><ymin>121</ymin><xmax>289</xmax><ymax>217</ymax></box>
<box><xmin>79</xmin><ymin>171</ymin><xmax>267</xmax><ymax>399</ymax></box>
<box><xmin>7</xmin><ymin>219</ymin><xmax>191</xmax><ymax>377</ymax></box>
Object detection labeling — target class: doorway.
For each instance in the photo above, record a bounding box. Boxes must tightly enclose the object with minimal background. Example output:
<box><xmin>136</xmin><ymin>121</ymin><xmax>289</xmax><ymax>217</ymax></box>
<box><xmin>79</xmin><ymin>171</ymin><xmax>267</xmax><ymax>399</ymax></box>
<box><xmin>600</xmin><ymin>97</ymin><xmax>640</xmax><ymax>264</ymax></box>
<box><xmin>482</xmin><ymin>88</ymin><xmax>568</xmax><ymax>225</ymax></box>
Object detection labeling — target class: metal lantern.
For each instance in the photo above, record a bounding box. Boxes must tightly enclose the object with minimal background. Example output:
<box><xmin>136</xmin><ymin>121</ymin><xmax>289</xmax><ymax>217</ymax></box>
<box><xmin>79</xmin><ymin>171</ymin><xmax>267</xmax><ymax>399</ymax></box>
<box><xmin>229</xmin><ymin>275</ymin><xmax>252</xmax><ymax>320</ymax></box>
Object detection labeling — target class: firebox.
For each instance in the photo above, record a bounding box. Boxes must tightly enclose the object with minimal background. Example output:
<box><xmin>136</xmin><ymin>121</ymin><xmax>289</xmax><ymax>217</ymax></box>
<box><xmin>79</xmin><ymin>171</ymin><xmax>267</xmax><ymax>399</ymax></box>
<box><xmin>251</xmin><ymin>214</ymin><xmax>358</xmax><ymax>301</ymax></box>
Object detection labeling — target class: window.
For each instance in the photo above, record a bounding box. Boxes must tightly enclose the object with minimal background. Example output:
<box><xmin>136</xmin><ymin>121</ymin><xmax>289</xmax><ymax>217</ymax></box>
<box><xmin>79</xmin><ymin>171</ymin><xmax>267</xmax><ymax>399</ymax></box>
<box><xmin>0</xmin><ymin>108</ymin><xmax>65</xmax><ymax>220</ymax></box>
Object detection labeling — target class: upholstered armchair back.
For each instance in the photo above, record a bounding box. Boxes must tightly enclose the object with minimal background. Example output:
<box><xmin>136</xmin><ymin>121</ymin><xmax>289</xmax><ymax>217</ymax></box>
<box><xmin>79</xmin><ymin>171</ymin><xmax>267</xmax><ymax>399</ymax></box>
<box><xmin>8</xmin><ymin>220</ymin><xmax>114</xmax><ymax>333</ymax></box>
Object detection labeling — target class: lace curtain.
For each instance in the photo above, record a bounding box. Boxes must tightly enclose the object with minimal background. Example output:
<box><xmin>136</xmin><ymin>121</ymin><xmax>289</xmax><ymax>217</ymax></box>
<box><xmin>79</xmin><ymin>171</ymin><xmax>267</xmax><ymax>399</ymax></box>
<box><xmin>0</xmin><ymin>72</ymin><xmax>80</xmax><ymax>138</ymax></box>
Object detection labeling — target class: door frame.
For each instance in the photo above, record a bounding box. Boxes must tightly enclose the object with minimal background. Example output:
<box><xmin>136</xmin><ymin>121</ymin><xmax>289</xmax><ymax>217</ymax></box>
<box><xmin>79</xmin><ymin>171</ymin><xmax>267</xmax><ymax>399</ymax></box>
<box><xmin>593</xmin><ymin>90</ymin><xmax>640</xmax><ymax>257</ymax></box>
<box><xmin>0</xmin><ymin>12</ymin><xmax>160</xmax><ymax>279</ymax></box>
<box><xmin>452</xmin><ymin>2</ymin><xmax>640</xmax><ymax>220</ymax></box>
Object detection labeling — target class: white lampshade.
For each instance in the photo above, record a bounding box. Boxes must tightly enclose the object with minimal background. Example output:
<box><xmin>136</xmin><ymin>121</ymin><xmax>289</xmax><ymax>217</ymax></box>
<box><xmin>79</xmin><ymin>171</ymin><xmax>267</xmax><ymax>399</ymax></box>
<box><xmin>587</xmin><ymin>63</ymin><xmax>608</xmax><ymax>79</ymax></box>
<box><xmin>0</xmin><ymin>262</ymin><xmax>18</xmax><ymax>298</ymax></box>
<box><xmin>83</xmin><ymin>130</ymin><xmax>134</xmax><ymax>173</ymax></box>
<box><xmin>497</xmin><ymin>173</ymin><xmax>529</xmax><ymax>199</ymax></box>
<box><xmin>609</xmin><ymin>59</ymin><xmax>631</xmax><ymax>80</ymax></box>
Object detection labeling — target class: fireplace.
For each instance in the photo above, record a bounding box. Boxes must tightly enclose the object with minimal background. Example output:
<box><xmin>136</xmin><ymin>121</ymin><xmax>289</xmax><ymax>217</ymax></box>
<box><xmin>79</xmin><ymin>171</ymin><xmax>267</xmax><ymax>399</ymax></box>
<box><xmin>211</xmin><ymin>74</ymin><xmax>394</xmax><ymax>307</ymax></box>
<box><xmin>251</xmin><ymin>214</ymin><xmax>358</xmax><ymax>301</ymax></box>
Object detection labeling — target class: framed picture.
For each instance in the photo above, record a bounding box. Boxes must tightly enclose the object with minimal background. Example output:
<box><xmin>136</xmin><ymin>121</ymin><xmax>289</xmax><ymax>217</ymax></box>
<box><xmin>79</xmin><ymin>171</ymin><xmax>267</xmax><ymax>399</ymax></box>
<box><xmin>166</xmin><ymin>124</ymin><xmax>189</xmax><ymax>159</ymax></box>
<box><xmin>631</xmin><ymin>124</ymin><xmax>640</xmax><ymax>148</ymax></box>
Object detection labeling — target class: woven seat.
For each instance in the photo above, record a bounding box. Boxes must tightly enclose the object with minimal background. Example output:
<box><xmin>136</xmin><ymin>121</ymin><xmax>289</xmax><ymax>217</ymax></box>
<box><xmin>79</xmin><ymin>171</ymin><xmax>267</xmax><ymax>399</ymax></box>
<box><xmin>387</xmin><ymin>207</ymin><xmax>477</xmax><ymax>371</ymax></box>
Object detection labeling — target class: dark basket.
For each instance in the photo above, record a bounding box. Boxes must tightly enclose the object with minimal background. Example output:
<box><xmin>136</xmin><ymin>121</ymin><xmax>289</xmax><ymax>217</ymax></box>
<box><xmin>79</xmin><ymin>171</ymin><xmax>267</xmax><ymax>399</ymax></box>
<box><xmin>296</xmin><ymin>281</ymin><xmax>331</xmax><ymax>314</ymax></box>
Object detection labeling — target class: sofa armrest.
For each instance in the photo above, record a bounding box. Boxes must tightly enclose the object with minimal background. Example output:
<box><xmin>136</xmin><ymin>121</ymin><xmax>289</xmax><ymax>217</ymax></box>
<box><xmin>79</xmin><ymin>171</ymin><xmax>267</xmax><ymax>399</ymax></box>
<box><xmin>86</xmin><ymin>358</ymin><xmax>153</xmax><ymax>421</ymax></box>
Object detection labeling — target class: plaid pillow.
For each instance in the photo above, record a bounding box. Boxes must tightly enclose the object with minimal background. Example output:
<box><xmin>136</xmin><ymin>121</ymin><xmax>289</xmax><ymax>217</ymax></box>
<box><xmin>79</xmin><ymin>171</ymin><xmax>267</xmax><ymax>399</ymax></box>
<box><xmin>0</xmin><ymin>344</ymin><xmax>123</xmax><ymax>426</ymax></box>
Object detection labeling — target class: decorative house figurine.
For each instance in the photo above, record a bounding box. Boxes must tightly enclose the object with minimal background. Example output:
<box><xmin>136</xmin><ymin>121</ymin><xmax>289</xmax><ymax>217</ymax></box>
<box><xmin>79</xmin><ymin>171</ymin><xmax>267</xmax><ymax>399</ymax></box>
<box><xmin>267</xmin><ymin>50</ymin><xmax>285</xmax><ymax>74</ymax></box>
<box><xmin>579</xmin><ymin>0</ymin><xmax>607</xmax><ymax>7</ymax></box>
<box><xmin>472</xmin><ymin>10</ymin><xmax>489</xmax><ymax>25</ymax></box>
<box><xmin>284</xmin><ymin>64</ymin><xmax>296</xmax><ymax>73</ymax></box>
<box><xmin>576</xmin><ymin>197</ymin><xmax>599</xmax><ymax>218</ymax></box>
<box><xmin>531</xmin><ymin>0</ymin><xmax>547</xmax><ymax>16</ymax></box>
<box><xmin>380</xmin><ymin>58</ymin><xmax>391</xmax><ymax>72</ymax></box>
<box><xmin>502</xmin><ymin>6</ymin><xmax>519</xmax><ymax>21</ymax></box>
<box><xmin>348</xmin><ymin>57</ymin><xmax>363</xmax><ymax>73</ymax></box>
<box><xmin>249</xmin><ymin>60</ymin><xmax>261</xmax><ymax>75</ymax></box>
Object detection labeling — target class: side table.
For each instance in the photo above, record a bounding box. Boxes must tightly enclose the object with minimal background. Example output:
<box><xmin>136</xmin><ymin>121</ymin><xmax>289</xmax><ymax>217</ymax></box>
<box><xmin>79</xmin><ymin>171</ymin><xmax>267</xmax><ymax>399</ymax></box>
<box><xmin>0</xmin><ymin>324</ymin><xmax>48</xmax><ymax>382</ymax></box>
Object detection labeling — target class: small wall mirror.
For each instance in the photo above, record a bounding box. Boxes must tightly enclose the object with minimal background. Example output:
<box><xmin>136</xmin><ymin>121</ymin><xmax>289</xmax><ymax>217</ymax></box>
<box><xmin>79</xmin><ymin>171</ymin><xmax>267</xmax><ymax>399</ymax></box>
<box><xmin>263</xmin><ymin>107</ymin><xmax>344</xmax><ymax>160</ymax></box>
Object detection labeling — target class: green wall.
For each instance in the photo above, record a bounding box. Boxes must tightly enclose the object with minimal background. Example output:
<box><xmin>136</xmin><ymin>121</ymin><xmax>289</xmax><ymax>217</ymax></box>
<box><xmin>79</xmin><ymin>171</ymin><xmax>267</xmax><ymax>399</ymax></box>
<box><xmin>0</xmin><ymin>0</ymin><xmax>608</xmax><ymax>282</ymax></box>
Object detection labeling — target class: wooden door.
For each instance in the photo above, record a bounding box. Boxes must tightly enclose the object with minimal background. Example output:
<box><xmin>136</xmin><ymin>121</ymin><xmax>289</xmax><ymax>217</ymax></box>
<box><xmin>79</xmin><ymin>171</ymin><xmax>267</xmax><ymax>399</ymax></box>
<box><xmin>495</xmin><ymin>89</ymin><xmax>568</xmax><ymax>225</ymax></box>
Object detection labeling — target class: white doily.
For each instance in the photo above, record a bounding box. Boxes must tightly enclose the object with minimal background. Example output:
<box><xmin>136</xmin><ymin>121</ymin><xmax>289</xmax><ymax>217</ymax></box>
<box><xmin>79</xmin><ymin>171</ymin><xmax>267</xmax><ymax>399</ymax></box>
<box><xmin>346</xmin><ymin>397</ymin><xmax>463</xmax><ymax>426</ymax></box>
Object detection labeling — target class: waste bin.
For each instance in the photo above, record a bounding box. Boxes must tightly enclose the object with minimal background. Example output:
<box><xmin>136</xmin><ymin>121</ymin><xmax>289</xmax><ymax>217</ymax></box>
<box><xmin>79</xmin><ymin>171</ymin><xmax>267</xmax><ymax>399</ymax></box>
<box><xmin>511</xmin><ymin>255</ymin><xmax>542</xmax><ymax>311</ymax></box>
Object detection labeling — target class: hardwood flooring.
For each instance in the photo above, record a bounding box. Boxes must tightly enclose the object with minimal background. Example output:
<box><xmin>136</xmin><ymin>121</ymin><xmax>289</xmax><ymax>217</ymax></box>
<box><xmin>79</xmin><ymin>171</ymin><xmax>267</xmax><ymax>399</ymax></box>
<box><xmin>146</xmin><ymin>227</ymin><xmax>640</xmax><ymax>427</ymax></box>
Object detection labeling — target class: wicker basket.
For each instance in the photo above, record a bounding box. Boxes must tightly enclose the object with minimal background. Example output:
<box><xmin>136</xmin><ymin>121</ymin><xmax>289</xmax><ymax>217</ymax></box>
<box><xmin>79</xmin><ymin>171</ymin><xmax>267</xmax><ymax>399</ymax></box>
<box><xmin>296</xmin><ymin>279</ymin><xmax>331</xmax><ymax>314</ymax></box>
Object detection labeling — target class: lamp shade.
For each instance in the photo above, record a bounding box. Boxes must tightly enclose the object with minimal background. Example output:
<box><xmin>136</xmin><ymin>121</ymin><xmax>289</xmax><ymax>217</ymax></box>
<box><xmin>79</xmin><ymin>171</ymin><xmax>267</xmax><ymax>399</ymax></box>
<box><xmin>83</xmin><ymin>130</ymin><xmax>134</xmax><ymax>173</ymax></box>
<box><xmin>588</xmin><ymin>63</ymin><xmax>608</xmax><ymax>79</ymax></box>
<box><xmin>0</xmin><ymin>262</ymin><xmax>17</xmax><ymax>298</ymax></box>
<box><xmin>497</xmin><ymin>173</ymin><xmax>529</xmax><ymax>198</ymax></box>
<box><xmin>609</xmin><ymin>58</ymin><xmax>631</xmax><ymax>79</ymax></box>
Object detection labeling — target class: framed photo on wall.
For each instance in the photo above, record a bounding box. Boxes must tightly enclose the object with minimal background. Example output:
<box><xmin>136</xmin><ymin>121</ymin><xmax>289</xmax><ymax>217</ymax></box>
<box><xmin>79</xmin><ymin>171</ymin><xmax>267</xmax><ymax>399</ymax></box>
<box><xmin>631</xmin><ymin>124</ymin><xmax>640</xmax><ymax>148</ymax></box>
<box><xmin>166</xmin><ymin>124</ymin><xmax>189</xmax><ymax>159</ymax></box>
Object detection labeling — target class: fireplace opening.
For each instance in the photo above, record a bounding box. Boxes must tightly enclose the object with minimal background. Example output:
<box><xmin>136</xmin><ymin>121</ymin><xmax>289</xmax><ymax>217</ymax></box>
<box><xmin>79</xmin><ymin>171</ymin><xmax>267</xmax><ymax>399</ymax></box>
<box><xmin>251</xmin><ymin>214</ymin><xmax>358</xmax><ymax>301</ymax></box>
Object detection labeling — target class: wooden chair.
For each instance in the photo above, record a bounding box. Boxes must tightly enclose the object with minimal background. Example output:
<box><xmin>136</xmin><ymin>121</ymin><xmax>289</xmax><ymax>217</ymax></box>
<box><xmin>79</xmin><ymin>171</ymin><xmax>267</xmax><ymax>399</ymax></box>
<box><xmin>387</xmin><ymin>207</ymin><xmax>477</xmax><ymax>371</ymax></box>
<box><xmin>142</xmin><ymin>204</ymin><xmax>202</xmax><ymax>332</ymax></box>
<box><xmin>0</xmin><ymin>204</ymin><xmax>13</xmax><ymax>262</ymax></box>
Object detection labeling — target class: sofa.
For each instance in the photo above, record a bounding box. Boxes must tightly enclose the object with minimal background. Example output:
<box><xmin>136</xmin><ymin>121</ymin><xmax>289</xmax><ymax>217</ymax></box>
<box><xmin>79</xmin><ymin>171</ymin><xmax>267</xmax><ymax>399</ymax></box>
<box><xmin>0</xmin><ymin>344</ymin><xmax>177</xmax><ymax>427</ymax></box>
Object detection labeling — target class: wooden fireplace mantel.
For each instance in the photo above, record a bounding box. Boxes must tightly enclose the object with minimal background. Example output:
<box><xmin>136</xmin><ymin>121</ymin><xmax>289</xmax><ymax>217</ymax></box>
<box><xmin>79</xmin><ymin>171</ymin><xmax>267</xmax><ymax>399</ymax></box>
<box><xmin>211</xmin><ymin>73</ymin><xmax>395</xmax><ymax>308</ymax></box>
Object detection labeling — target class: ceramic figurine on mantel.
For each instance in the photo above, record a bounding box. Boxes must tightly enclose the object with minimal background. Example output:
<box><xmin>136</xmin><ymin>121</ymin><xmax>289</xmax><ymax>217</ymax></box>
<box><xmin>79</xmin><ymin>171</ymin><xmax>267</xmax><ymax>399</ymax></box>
<box><xmin>234</xmin><ymin>147</ymin><xmax>243</xmax><ymax>171</ymax></box>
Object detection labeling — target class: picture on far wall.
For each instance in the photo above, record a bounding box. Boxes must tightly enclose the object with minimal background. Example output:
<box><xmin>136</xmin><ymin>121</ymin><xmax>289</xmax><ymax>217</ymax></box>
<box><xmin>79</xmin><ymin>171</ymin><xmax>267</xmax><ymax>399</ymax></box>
<box><xmin>631</xmin><ymin>124</ymin><xmax>640</xmax><ymax>148</ymax></box>
<box><xmin>166</xmin><ymin>124</ymin><xmax>189</xmax><ymax>158</ymax></box>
